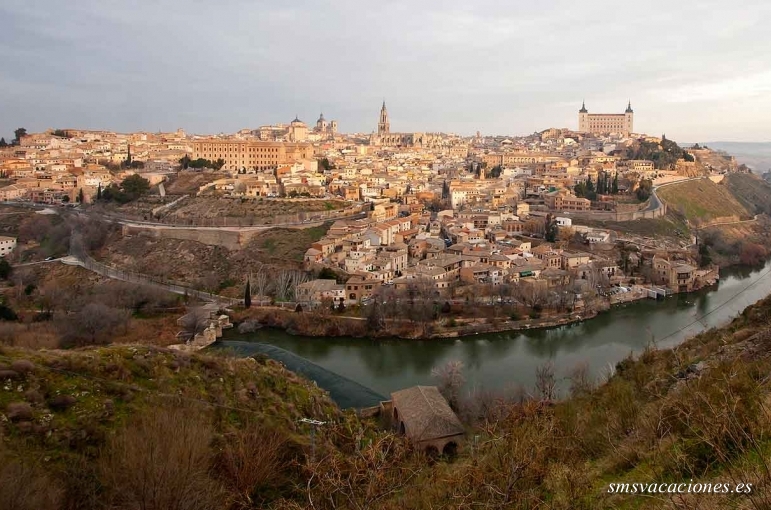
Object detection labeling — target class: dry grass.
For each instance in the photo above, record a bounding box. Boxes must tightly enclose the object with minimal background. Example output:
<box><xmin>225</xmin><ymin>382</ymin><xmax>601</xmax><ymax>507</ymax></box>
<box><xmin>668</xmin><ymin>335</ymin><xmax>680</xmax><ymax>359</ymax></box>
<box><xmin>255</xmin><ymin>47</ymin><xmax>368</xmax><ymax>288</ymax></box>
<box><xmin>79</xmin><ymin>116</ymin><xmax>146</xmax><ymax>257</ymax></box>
<box><xmin>659</xmin><ymin>178</ymin><xmax>752</xmax><ymax>222</ymax></box>
<box><xmin>99</xmin><ymin>404</ymin><xmax>226</xmax><ymax>510</ymax></box>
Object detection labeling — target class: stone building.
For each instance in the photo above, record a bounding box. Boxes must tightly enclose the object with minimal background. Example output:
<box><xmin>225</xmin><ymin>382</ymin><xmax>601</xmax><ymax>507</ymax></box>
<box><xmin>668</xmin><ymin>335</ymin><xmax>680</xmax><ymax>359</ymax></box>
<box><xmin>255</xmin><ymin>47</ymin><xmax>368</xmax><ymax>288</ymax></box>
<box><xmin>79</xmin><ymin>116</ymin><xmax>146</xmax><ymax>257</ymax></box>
<box><xmin>190</xmin><ymin>139</ymin><xmax>313</xmax><ymax>173</ymax></box>
<box><xmin>388</xmin><ymin>386</ymin><xmax>464</xmax><ymax>455</ymax></box>
<box><xmin>370</xmin><ymin>101</ymin><xmax>443</xmax><ymax>148</ymax></box>
<box><xmin>578</xmin><ymin>101</ymin><xmax>634</xmax><ymax>136</ymax></box>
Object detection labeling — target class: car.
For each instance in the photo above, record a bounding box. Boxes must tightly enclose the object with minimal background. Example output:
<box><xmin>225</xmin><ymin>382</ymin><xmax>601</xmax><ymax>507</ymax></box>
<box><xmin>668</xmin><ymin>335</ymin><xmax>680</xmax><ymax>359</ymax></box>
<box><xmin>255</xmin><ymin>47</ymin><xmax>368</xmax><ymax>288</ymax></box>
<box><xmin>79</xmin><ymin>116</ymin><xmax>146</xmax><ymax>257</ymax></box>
<box><xmin>45</xmin><ymin>256</ymin><xmax>55</xmax><ymax>261</ymax></box>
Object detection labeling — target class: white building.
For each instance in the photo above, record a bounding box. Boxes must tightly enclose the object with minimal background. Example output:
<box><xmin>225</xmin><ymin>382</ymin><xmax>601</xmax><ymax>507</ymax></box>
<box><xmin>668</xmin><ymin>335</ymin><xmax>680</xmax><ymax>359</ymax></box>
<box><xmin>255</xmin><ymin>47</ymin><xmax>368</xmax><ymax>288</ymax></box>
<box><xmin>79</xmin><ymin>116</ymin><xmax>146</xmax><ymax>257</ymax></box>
<box><xmin>0</xmin><ymin>236</ymin><xmax>17</xmax><ymax>257</ymax></box>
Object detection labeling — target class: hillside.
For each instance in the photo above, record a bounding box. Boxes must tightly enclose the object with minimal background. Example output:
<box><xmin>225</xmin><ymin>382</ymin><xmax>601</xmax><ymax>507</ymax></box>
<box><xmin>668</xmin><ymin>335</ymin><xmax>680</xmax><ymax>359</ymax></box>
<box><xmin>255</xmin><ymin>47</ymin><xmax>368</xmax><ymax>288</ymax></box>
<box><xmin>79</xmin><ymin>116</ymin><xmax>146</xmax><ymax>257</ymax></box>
<box><xmin>0</xmin><ymin>345</ymin><xmax>345</xmax><ymax>509</ymax></box>
<box><xmin>702</xmin><ymin>142</ymin><xmax>771</xmax><ymax>173</ymax></box>
<box><xmin>97</xmin><ymin>223</ymin><xmax>330</xmax><ymax>295</ymax></box>
<box><xmin>658</xmin><ymin>177</ymin><xmax>752</xmax><ymax>223</ymax></box>
<box><xmin>724</xmin><ymin>172</ymin><xmax>771</xmax><ymax>215</ymax></box>
<box><xmin>6</xmin><ymin>293</ymin><xmax>771</xmax><ymax>508</ymax></box>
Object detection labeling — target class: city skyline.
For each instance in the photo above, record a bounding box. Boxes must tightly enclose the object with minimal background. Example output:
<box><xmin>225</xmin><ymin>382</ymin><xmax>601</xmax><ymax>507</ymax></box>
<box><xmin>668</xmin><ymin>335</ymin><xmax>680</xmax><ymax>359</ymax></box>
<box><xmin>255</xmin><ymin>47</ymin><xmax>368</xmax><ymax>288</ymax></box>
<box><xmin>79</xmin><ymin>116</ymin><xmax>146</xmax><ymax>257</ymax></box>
<box><xmin>2</xmin><ymin>1</ymin><xmax>771</xmax><ymax>142</ymax></box>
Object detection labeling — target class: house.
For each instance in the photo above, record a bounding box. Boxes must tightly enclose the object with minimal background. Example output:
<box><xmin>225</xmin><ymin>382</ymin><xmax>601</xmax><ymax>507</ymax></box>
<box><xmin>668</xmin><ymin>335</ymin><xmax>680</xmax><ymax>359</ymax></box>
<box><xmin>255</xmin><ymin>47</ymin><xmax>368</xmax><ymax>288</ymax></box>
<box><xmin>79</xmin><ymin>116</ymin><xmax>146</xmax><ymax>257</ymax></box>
<box><xmin>0</xmin><ymin>236</ymin><xmax>16</xmax><ymax>257</ymax></box>
<box><xmin>345</xmin><ymin>276</ymin><xmax>381</xmax><ymax>303</ymax></box>
<box><xmin>652</xmin><ymin>256</ymin><xmax>696</xmax><ymax>292</ymax></box>
<box><xmin>387</xmin><ymin>386</ymin><xmax>464</xmax><ymax>455</ymax></box>
<box><xmin>561</xmin><ymin>251</ymin><xmax>591</xmax><ymax>271</ymax></box>
<box><xmin>295</xmin><ymin>279</ymin><xmax>345</xmax><ymax>307</ymax></box>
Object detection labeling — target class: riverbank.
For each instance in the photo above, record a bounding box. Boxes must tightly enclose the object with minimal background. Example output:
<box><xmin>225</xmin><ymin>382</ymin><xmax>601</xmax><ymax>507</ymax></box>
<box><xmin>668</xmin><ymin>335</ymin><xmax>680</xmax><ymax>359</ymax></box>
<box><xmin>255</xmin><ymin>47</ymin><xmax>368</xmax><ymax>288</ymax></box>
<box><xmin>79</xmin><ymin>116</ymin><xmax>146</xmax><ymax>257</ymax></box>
<box><xmin>220</xmin><ymin>260</ymin><xmax>771</xmax><ymax>397</ymax></box>
<box><xmin>231</xmin><ymin>304</ymin><xmax>606</xmax><ymax>340</ymax></box>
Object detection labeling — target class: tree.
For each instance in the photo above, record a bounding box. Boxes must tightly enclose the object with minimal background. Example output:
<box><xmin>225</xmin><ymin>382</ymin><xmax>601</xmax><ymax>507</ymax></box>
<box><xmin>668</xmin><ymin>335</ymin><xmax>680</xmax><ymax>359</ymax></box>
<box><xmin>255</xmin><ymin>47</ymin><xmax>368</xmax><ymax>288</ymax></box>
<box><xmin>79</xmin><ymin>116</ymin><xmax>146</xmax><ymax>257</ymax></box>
<box><xmin>318</xmin><ymin>157</ymin><xmax>333</xmax><ymax>171</ymax></box>
<box><xmin>52</xmin><ymin>129</ymin><xmax>70</xmax><ymax>138</ymax></box>
<box><xmin>612</xmin><ymin>173</ymin><xmax>619</xmax><ymax>194</ymax></box>
<box><xmin>244</xmin><ymin>278</ymin><xmax>252</xmax><ymax>308</ymax></box>
<box><xmin>178</xmin><ymin>307</ymin><xmax>210</xmax><ymax>342</ymax></box>
<box><xmin>77</xmin><ymin>188</ymin><xmax>84</xmax><ymax>204</ymax></box>
<box><xmin>432</xmin><ymin>360</ymin><xmax>465</xmax><ymax>411</ymax></box>
<box><xmin>544</xmin><ymin>214</ymin><xmax>558</xmax><ymax>243</ymax></box>
<box><xmin>636</xmin><ymin>179</ymin><xmax>653</xmax><ymax>201</ymax></box>
<box><xmin>13</xmin><ymin>128</ymin><xmax>26</xmax><ymax>145</ymax></box>
<box><xmin>0</xmin><ymin>138</ymin><xmax>7</xmax><ymax>147</ymax></box>
<box><xmin>121</xmin><ymin>174</ymin><xmax>150</xmax><ymax>197</ymax></box>
<box><xmin>97</xmin><ymin>184</ymin><xmax>102</xmax><ymax>200</ymax></box>
<box><xmin>0</xmin><ymin>259</ymin><xmax>12</xmax><ymax>280</ymax></box>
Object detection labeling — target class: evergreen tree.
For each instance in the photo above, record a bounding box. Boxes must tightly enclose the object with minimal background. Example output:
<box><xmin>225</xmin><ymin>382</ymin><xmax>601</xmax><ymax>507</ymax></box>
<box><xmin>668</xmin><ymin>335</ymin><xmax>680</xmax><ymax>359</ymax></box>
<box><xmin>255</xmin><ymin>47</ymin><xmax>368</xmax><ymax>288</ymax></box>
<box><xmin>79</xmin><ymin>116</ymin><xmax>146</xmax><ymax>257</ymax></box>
<box><xmin>77</xmin><ymin>188</ymin><xmax>84</xmax><ymax>204</ymax></box>
<box><xmin>612</xmin><ymin>173</ymin><xmax>619</xmax><ymax>194</ymax></box>
<box><xmin>244</xmin><ymin>278</ymin><xmax>252</xmax><ymax>308</ymax></box>
<box><xmin>0</xmin><ymin>138</ymin><xmax>6</xmax><ymax>147</ymax></box>
<box><xmin>96</xmin><ymin>184</ymin><xmax>102</xmax><ymax>200</ymax></box>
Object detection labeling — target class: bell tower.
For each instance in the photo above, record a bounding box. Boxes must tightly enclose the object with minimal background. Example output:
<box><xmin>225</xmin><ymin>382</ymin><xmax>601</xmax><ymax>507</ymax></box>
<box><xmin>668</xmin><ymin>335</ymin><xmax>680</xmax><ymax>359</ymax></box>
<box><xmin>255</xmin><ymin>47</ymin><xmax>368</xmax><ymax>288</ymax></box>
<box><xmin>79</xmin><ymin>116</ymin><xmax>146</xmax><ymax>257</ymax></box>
<box><xmin>378</xmin><ymin>101</ymin><xmax>390</xmax><ymax>135</ymax></box>
<box><xmin>578</xmin><ymin>100</ymin><xmax>589</xmax><ymax>132</ymax></box>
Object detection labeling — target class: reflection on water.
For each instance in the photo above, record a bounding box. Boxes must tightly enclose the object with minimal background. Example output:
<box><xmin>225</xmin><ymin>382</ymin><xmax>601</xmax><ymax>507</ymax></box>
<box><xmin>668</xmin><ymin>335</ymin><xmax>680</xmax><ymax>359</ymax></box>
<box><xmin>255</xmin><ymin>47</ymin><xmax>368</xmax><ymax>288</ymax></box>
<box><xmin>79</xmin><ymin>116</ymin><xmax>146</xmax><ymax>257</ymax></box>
<box><xmin>221</xmin><ymin>261</ymin><xmax>771</xmax><ymax>397</ymax></box>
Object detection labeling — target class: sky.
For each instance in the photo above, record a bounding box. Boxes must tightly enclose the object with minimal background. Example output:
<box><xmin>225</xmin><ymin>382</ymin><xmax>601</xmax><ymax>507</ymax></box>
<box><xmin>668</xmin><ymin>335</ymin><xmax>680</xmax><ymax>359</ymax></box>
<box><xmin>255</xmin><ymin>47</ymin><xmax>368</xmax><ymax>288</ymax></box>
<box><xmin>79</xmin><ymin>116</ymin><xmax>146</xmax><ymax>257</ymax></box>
<box><xmin>2</xmin><ymin>0</ymin><xmax>771</xmax><ymax>142</ymax></box>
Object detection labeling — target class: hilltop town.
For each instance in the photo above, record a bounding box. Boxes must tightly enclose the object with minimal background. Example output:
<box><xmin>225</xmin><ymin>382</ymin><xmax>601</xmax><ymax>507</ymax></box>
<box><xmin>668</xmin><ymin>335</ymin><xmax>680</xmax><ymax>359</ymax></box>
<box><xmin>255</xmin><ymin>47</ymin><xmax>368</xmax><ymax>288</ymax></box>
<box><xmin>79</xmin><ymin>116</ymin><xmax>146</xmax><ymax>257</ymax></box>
<box><xmin>2</xmin><ymin>102</ymin><xmax>770</xmax><ymax>339</ymax></box>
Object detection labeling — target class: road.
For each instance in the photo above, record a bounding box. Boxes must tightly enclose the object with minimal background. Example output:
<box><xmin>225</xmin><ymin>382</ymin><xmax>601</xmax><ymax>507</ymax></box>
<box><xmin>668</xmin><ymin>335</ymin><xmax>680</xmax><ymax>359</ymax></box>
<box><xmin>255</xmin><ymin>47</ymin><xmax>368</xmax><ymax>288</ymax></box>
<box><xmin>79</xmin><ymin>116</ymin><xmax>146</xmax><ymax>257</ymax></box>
<box><xmin>80</xmin><ymin>209</ymin><xmax>367</xmax><ymax>232</ymax></box>
<box><xmin>646</xmin><ymin>176</ymin><xmax>710</xmax><ymax>213</ymax></box>
<box><xmin>12</xmin><ymin>258</ymin><xmax>61</xmax><ymax>267</ymax></box>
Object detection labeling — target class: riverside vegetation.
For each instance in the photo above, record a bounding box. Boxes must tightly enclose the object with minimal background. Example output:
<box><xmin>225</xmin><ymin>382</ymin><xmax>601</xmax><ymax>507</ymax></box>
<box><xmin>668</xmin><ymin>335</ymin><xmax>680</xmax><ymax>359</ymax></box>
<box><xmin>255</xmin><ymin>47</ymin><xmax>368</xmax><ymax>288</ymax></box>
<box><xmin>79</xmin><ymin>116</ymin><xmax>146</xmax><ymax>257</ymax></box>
<box><xmin>4</xmin><ymin>290</ymin><xmax>771</xmax><ymax>508</ymax></box>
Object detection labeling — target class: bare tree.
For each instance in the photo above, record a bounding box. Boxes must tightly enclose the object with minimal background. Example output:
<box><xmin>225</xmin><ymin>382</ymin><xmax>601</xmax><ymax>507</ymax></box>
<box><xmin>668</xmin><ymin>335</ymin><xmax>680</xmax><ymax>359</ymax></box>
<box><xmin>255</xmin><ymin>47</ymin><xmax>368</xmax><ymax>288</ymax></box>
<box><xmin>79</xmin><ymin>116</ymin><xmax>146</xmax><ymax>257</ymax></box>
<box><xmin>535</xmin><ymin>361</ymin><xmax>557</xmax><ymax>402</ymax></box>
<box><xmin>432</xmin><ymin>360</ymin><xmax>465</xmax><ymax>410</ymax></box>
<box><xmin>179</xmin><ymin>307</ymin><xmax>211</xmax><ymax>341</ymax></box>
<box><xmin>274</xmin><ymin>270</ymin><xmax>294</xmax><ymax>302</ymax></box>
<box><xmin>99</xmin><ymin>404</ymin><xmax>225</xmax><ymax>510</ymax></box>
<box><xmin>62</xmin><ymin>303</ymin><xmax>131</xmax><ymax>346</ymax></box>
<box><xmin>251</xmin><ymin>266</ymin><xmax>271</xmax><ymax>304</ymax></box>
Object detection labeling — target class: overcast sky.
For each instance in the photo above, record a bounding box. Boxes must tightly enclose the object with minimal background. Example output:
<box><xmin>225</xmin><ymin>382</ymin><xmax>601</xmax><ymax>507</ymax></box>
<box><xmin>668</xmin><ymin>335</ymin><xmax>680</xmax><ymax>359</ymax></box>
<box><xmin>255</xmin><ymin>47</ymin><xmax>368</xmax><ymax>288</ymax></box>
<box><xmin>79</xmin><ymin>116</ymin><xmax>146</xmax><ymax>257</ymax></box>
<box><xmin>2</xmin><ymin>0</ymin><xmax>770</xmax><ymax>142</ymax></box>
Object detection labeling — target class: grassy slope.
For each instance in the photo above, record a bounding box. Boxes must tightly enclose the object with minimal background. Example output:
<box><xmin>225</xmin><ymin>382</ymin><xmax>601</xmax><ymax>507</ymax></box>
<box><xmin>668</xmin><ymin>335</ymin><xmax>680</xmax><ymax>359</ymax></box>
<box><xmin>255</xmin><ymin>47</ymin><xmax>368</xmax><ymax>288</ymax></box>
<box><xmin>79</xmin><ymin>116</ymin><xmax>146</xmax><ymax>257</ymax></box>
<box><xmin>581</xmin><ymin>211</ymin><xmax>690</xmax><ymax>239</ymax></box>
<box><xmin>658</xmin><ymin>178</ymin><xmax>751</xmax><ymax>222</ymax></box>
<box><xmin>724</xmin><ymin>173</ymin><xmax>771</xmax><ymax>216</ymax></box>
<box><xmin>4</xmin><ymin>294</ymin><xmax>771</xmax><ymax>508</ymax></box>
<box><xmin>0</xmin><ymin>346</ymin><xmax>339</xmax><ymax>456</ymax></box>
<box><xmin>247</xmin><ymin>224</ymin><xmax>331</xmax><ymax>263</ymax></box>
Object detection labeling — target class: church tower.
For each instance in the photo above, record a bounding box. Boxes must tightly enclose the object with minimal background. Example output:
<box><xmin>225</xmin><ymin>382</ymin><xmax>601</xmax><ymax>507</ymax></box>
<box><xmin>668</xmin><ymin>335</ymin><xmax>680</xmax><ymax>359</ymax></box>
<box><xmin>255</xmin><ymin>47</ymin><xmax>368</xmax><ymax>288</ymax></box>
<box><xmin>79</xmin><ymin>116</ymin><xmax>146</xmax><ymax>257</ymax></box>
<box><xmin>378</xmin><ymin>101</ymin><xmax>390</xmax><ymax>135</ymax></box>
<box><xmin>624</xmin><ymin>100</ymin><xmax>634</xmax><ymax>136</ymax></box>
<box><xmin>578</xmin><ymin>100</ymin><xmax>589</xmax><ymax>132</ymax></box>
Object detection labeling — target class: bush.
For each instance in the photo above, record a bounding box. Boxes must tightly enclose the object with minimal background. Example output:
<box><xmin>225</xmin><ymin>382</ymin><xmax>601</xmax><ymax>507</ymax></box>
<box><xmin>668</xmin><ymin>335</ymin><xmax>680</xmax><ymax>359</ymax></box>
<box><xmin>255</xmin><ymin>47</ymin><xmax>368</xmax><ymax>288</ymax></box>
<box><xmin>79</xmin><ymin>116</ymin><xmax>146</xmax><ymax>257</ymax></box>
<box><xmin>98</xmin><ymin>404</ymin><xmax>225</xmax><ymax>510</ymax></box>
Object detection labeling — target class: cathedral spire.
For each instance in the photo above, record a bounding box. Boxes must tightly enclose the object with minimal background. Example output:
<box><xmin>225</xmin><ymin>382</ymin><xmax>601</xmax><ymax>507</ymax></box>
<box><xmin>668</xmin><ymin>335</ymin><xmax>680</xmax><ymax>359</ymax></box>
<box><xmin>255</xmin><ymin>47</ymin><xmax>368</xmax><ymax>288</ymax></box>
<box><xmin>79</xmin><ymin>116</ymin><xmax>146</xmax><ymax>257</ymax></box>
<box><xmin>579</xmin><ymin>100</ymin><xmax>587</xmax><ymax>113</ymax></box>
<box><xmin>626</xmin><ymin>100</ymin><xmax>633</xmax><ymax>113</ymax></box>
<box><xmin>378</xmin><ymin>100</ymin><xmax>390</xmax><ymax>135</ymax></box>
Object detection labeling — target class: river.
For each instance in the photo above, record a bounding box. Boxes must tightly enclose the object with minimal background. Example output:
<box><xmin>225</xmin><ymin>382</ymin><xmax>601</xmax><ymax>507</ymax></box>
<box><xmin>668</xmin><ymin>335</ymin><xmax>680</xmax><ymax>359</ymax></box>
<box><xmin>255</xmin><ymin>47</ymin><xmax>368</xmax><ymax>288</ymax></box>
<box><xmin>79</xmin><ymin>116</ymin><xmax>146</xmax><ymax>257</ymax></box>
<box><xmin>220</xmin><ymin>260</ymin><xmax>771</xmax><ymax>398</ymax></box>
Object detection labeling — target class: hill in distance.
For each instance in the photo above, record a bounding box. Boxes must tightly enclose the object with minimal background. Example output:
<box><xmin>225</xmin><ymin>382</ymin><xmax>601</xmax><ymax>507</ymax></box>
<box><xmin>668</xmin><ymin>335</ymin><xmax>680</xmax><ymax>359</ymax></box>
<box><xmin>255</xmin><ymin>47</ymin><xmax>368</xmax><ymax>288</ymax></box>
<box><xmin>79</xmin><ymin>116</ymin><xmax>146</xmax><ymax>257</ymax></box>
<box><xmin>699</xmin><ymin>142</ymin><xmax>771</xmax><ymax>173</ymax></box>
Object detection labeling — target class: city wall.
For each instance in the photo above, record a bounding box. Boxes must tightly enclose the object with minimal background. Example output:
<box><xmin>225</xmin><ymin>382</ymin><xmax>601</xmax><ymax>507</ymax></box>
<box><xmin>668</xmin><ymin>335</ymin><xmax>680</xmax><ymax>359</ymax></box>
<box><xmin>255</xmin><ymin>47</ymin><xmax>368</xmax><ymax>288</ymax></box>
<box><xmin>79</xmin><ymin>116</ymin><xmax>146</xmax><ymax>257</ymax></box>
<box><xmin>121</xmin><ymin>221</ymin><xmax>330</xmax><ymax>250</ymax></box>
<box><xmin>570</xmin><ymin>201</ymin><xmax>667</xmax><ymax>222</ymax></box>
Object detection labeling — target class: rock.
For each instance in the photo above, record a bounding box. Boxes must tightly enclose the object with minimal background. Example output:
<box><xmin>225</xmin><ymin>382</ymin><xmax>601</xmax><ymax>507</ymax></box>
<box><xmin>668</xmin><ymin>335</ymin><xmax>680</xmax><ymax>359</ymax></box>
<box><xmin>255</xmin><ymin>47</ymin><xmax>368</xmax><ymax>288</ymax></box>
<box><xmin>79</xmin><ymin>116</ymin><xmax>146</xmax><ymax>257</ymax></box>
<box><xmin>0</xmin><ymin>369</ymin><xmax>19</xmax><ymax>380</ymax></box>
<box><xmin>16</xmin><ymin>421</ymin><xmax>34</xmax><ymax>433</ymax></box>
<box><xmin>48</xmin><ymin>394</ymin><xmax>77</xmax><ymax>412</ymax></box>
<box><xmin>10</xmin><ymin>359</ymin><xmax>35</xmax><ymax>374</ymax></box>
<box><xmin>24</xmin><ymin>389</ymin><xmax>44</xmax><ymax>404</ymax></box>
<box><xmin>6</xmin><ymin>402</ymin><xmax>34</xmax><ymax>422</ymax></box>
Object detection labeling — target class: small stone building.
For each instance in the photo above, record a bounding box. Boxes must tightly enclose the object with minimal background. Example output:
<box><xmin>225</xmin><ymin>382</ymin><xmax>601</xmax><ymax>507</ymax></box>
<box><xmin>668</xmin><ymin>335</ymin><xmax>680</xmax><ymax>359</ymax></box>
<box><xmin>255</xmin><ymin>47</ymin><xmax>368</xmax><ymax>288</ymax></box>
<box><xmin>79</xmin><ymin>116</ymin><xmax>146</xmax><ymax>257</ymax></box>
<box><xmin>389</xmin><ymin>386</ymin><xmax>464</xmax><ymax>455</ymax></box>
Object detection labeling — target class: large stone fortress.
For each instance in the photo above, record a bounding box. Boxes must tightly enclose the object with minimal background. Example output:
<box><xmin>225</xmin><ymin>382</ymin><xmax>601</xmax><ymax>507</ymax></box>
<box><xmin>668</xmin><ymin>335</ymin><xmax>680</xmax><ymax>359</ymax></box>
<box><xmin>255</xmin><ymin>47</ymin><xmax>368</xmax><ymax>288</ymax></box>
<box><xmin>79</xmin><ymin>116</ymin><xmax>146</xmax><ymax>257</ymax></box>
<box><xmin>578</xmin><ymin>101</ymin><xmax>634</xmax><ymax>136</ymax></box>
<box><xmin>191</xmin><ymin>139</ymin><xmax>312</xmax><ymax>173</ymax></box>
<box><xmin>370</xmin><ymin>101</ymin><xmax>442</xmax><ymax>148</ymax></box>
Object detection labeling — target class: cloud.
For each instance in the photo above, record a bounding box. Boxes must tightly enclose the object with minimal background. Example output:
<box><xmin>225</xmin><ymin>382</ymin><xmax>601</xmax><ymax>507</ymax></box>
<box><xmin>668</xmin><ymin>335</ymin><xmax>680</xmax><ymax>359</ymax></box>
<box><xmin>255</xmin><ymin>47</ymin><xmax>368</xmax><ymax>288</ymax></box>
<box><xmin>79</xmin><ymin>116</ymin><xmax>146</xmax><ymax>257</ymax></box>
<box><xmin>1</xmin><ymin>0</ymin><xmax>770</xmax><ymax>140</ymax></box>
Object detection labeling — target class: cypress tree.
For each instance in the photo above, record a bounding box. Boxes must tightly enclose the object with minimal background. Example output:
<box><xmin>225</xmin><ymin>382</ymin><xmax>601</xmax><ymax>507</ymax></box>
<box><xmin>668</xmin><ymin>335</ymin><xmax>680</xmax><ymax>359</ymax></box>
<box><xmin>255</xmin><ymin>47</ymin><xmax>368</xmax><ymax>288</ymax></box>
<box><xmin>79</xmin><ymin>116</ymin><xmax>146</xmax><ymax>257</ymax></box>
<box><xmin>96</xmin><ymin>184</ymin><xmax>102</xmax><ymax>200</ymax></box>
<box><xmin>244</xmin><ymin>278</ymin><xmax>252</xmax><ymax>308</ymax></box>
<box><xmin>78</xmin><ymin>188</ymin><xmax>84</xmax><ymax>204</ymax></box>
